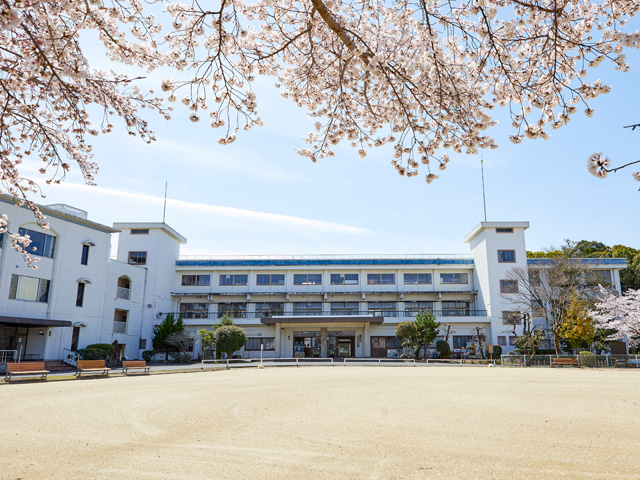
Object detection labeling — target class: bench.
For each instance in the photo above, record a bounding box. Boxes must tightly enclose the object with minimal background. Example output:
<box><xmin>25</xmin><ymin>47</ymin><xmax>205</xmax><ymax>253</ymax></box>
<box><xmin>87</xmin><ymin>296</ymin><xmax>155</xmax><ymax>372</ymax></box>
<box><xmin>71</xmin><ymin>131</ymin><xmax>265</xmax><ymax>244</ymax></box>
<box><xmin>551</xmin><ymin>357</ymin><xmax>579</xmax><ymax>367</ymax></box>
<box><xmin>122</xmin><ymin>360</ymin><xmax>150</xmax><ymax>375</ymax></box>
<box><xmin>75</xmin><ymin>360</ymin><xmax>110</xmax><ymax>378</ymax></box>
<box><xmin>4</xmin><ymin>362</ymin><xmax>49</xmax><ymax>382</ymax></box>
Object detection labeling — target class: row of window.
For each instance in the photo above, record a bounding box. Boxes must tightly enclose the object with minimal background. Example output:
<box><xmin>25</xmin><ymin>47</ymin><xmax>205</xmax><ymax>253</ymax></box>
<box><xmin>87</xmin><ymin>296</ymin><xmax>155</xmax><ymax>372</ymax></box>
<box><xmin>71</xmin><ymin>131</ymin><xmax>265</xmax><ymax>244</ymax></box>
<box><xmin>17</xmin><ymin>228</ymin><xmax>92</xmax><ymax>266</ymax></box>
<box><xmin>181</xmin><ymin>272</ymin><xmax>470</xmax><ymax>287</ymax></box>
<box><xmin>9</xmin><ymin>274</ymin><xmax>88</xmax><ymax>307</ymax></box>
<box><xmin>179</xmin><ymin>301</ymin><xmax>471</xmax><ymax>318</ymax></box>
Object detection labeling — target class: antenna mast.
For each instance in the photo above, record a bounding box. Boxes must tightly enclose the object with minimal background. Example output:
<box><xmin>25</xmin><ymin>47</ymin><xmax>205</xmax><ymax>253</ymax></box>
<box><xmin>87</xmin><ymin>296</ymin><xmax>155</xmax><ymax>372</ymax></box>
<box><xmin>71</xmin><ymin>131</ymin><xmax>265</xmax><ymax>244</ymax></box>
<box><xmin>481</xmin><ymin>158</ymin><xmax>487</xmax><ymax>222</ymax></box>
<box><xmin>162</xmin><ymin>181</ymin><xmax>168</xmax><ymax>224</ymax></box>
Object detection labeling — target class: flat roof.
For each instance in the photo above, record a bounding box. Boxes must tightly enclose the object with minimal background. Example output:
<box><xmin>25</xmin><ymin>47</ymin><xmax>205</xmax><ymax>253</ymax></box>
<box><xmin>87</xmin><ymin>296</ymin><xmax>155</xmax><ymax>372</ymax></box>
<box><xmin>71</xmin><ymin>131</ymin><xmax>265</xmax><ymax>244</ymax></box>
<box><xmin>113</xmin><ymin>222</ymin><xmax>187</xmax><ymax>244</ymax></box>
<box><xmin>464</xmin><ymin>221</ymin><xmax>530</xmax><ymax>243</ymax></box>
<box><xmin>0</xmin><ymin>316</ymin><xmax>72</xmax><ymax>327</ymax></box>
<box><xmin>527</xmin><ymin>258</ymin><xmax>628</xmax><ymax>267</ymax></box>
<box><xmin>176</xmin><ymin>257</ymin><xmax>474</xmax><ymax>267</ymax></box>
<box><xmin>0</xmin><ymin>194</ymin><xmax>118</xmax><ymax>234</ymax></box>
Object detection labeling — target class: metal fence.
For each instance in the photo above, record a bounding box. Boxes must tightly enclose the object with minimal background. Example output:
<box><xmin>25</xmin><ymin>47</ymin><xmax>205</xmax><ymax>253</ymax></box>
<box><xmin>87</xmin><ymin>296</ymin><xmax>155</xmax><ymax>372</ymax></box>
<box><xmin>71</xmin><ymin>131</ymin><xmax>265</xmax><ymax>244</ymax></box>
<box><xmin>501</xmin><ymin>354</ymin><xmax>640</xmax><ymax>368</ymax></box>
<box><xmin>0</xmin><ymin>350</ymin><xmax>19</xmax><ymax>363</ymax></box>
<box><xmin>200</xmin><ymin>357</ymin><xmax>419</xmax><ymax>368</ymax></box>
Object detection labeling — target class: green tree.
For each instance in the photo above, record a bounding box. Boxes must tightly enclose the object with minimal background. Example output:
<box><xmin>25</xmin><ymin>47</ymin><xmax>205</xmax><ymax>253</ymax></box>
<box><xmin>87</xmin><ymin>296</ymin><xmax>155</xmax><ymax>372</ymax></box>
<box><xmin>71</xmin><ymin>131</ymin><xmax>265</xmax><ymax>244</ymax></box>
<box><xmin>152</xmin><ymin>313</ymin><xmax>185</xmax><ymax>361</ymax></box>
<box><xmin>558</xmin><ymin>296</ymin><xmax>596</xmax><ymax>353</ymax></box>
<box><xmin>198</xmin><ymin>329</ymin><xmax>216</xmax><ymax>359</ymax></box>
<box><xmin>213</xmin><ymin>324</ymin><xmax>247</xmax><ymax>360</ymax></box>
<box><xmin>394</xmin><ymin>311</ymin><xmax>440</xmax><ymax>360</ymax></box>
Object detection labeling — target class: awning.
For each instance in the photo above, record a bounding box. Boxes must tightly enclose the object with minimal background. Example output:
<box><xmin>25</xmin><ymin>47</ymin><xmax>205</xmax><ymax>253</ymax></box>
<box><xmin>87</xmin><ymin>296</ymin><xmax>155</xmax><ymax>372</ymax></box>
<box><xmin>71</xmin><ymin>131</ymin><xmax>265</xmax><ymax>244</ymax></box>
<box><xmin>0</xmin><ymin>316</ymin><xmax>72</xmax><ymax>327</ymax></box>
<box><xmin>261</xmin><ymin>316</ymin><xmax>384</xmax><ymax>325</ymax></box>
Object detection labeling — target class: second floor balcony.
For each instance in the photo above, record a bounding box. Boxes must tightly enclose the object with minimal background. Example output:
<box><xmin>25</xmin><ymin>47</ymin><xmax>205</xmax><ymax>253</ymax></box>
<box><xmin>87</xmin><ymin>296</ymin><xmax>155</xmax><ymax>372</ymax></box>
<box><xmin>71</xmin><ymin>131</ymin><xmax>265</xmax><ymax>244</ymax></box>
<box><xmin>171</xmin><ymin>309</ymin><xmax>488</xmax><ymax>320</ymax></box>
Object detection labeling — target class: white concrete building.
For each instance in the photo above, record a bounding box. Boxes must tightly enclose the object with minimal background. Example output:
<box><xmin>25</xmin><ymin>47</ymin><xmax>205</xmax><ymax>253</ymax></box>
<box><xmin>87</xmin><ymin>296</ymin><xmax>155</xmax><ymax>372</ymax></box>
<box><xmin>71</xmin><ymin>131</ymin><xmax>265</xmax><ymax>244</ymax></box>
<box><xmin>0</xmin><ymin>196</ymin><xmax>627</xmax><ymax>363</ymax></box>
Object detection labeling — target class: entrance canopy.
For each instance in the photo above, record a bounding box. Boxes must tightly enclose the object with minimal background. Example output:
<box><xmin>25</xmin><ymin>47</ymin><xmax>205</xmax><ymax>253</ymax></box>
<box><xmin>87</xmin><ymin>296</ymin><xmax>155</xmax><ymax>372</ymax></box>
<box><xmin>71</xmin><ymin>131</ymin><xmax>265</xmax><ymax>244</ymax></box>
<box><xmin>260</xmin><ymin>315</ymin><xmax>384</xmax><ymax>325</ymax></box>
<box><xmin>0</xmin><ymin>316</ymin><xmax>72</xmax><ymax>327</ymax></box>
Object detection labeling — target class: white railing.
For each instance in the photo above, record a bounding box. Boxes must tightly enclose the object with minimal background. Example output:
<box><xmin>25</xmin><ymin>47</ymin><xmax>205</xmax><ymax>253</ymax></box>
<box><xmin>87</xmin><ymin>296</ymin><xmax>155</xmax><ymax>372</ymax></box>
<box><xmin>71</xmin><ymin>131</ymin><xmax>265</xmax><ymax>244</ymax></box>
<box><xmin>0</xmin><ymin>349</ymin><xmax>19</xmax><ymax>363</ymax></box>
<box><xmin>200</xmin><ymin>357</ymin><xmax>424</xmax><ymax>368</ymax></box>
<box><xmin>116</xmin><ymin>286</ymin><xmax>131</xmax><ymax>300</ymax></box>
<box><xmin>112</xmin><ymin>321</ymin><xmax>127</xmax><ymax>334</ymax></box>
<box><xmin>62</xmin><ymin>348</ymin><xmax>78</xmax><ymax>367</ymax></box>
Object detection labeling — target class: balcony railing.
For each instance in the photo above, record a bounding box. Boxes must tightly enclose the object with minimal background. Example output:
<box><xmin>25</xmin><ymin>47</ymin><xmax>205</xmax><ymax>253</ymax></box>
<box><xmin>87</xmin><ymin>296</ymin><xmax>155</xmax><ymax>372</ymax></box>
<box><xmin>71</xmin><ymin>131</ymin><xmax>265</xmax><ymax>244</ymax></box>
<box><xmin>173</xmin><ymin>310</ymin><xmax>487</xmax><ymax>320</ymax></box>
<box><xmin>113</xmin><ymin>321</ymin><xmax>127</xmax><ymax>334</ymax></box>
<box><xmin>116</xmin><ymin>286</ymin><xmax>131</xmax><ymax>300</ymax></box>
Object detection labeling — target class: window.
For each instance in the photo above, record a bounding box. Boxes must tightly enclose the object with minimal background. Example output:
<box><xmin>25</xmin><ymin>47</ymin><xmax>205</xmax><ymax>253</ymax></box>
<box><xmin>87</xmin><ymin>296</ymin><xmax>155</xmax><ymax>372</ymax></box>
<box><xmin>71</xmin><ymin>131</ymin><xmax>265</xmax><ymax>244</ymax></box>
<box><xmin>179</xmin><ymin>303</ymin><xmax>209</xmax><ymax>319</ymax></box>
<box><xmin>255</xmin><ymin>302</ymin><xmax>284</xmax><ymax>317</ymax></box>
<box><xmin>404</xmin><ymin>273</ymin><xmax>432</xmax><ymax>285</ymax></box>
<box><xmin>367</xmin><ymin>273</ymin><xmax>395</xmax><ymax>285</ymax></box>
<box><xmin>18</xmin><ymin>228</ymin><xmax>56</xmax><ymax>258</ymax></box>
<box><xmin>218</xmin><ymin>303</ymin><xmax>247</xmax><ymax>318</ymax></box>
<box><xmin>405</xmin><ymin>301</ymin><xmax>434</xmax><ymax>316</ymax></box>
<box><xmin>256</xmin><ymin>274</ymin><xmax>285</xmax><ymax>286</ymax></box>
<box><xmin>453</xmin><ymin>335</ymin><xmax>474</xmax><ymax>348</ymax></box>
<box><xmin>442</xmin><ymin>301</ymin><xmax>470</xmax><ymax>316</ymax></box>
<box><xmin>528</xmin><ymin>269</ymin><xmax>541</xmax><ymax>286</ymax></box>
<box><xmin>181</xmin><ymin>275</ymin><xmax>211</xmax><ymax>286</ymax></box>
<box><xmin>330</xmin><ymin>273</ymin><xmax>359</xmax><ymax>285</ymax></box>
<box><xmin>531</xmin><ymin>299</ymin><xmax>545</xmax><ymax>317</ymax></box>
<box><xmin>293</xmin><ymin>302</ymin><xmax>322</xmax><ymax>316</ymax></box>
<box><xmin>440</xmin><ymin>273</ymin><xmax>468</xmax><ymax>284</ymax></box>
<box><xmin>496</xmin><ymin>228</ymin><xmax>514</xmax><ymax>233</ymax></box>
<box><xmin>509</xmin><ymin>336</ymin><xmax>517</xmax><ymax>346</ymax></box>
<box><xmin>502</xmin><ymin>311</ymin><xmax>522</xmax><ymax>325</ymax></box>
<box><xmin>76</xmin><ymin>282</ymin><xmax>85</xmax><ymax>307</ymax></box>
<box><xmin>245</xmin><ymin>337</ymin><xmax>275</xmax><ymax>351</ymax></box>
<box><xmin>588</xmin><ymin>270</ymin><xmax>612</xmax><ymax>284</ymax></box>
<box><xmin>330</xmin><ymin>302</ymin><xmax>360</xmax><ymax>315</ymax></box>
<box><xmin>81</xmin><ymin>244</ymin><xmax>90</xmax><ymax>266</ymax></box>
<box><xmin>139</xmin><ymin>339</ymin><xmax>147</xmax><ymax>350</ymax></box>
<box><xmin>497</xmin><ymin>336</ymin><xmax>507</xmax><ymax>346</ymax></box>
<box><xmin>368</xmin><ymin>302</ymin><xmax>397</xmax><ymax>317</ymax></box>
<box><xmin>9</xmin><ymin>275</ymin><xmax>50</xmax><ymax>303</ymax></box>
<box><xmin>219</xmin><ymin>274</ymin><xmax>248</xmax><ymax>286</ymax></box>
<box><xmin>293</xmin><ymin>274</ymin><xmax>322</xmax><ymax>285</ymax></box>
<box><xmin>500</xmin><ymin>280</ymin><xmax>519</xmax><ymax>293</ymax></box>
<box><xmin>371</xmin><ymin>336</ymin><xmax>404</xmax><ymax>358</ymax></box>
<box><xmin>130</xmin><ymin>229</ymin><xmax>149</xmax><ymax>235</ymax></box>
<box><xmin>128</xmin><ymin>251</ymin><xmax>147</xmax><ymax>265</ymax></box>
<box><xmin>498</xmin><ymin>250</ymin><xmax>516</xmax><ymax>263</ymax></box>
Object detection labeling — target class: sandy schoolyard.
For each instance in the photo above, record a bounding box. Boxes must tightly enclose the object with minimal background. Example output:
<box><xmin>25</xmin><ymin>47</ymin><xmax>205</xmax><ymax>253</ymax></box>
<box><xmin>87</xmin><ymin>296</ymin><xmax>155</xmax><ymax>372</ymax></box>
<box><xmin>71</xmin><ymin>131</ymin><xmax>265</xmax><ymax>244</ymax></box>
<box><xmin>1</xmin><ymin>366</ymin><xmax>639</xmax><ymax>479</ymax></box>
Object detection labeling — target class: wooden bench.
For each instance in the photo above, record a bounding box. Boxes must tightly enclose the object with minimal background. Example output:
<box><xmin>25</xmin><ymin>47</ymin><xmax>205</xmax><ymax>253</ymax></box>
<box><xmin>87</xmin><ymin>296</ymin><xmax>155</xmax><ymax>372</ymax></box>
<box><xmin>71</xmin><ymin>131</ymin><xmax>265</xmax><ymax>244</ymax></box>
<box><xmin>552</xmin><ymin>357</ymin><xmax>579</xmax><ymax>367</ymax></box>
<box><xmin>75</xmin><ymin>360</ymin><xmax>110</xmax><ymax>378</ymax></box>
<box><xmin>4</xmin><ymin>362</ymin><xmax>49</xmax><ymax>382</ymax></box>
<box><xmin>122</xmin><ymin>360</ymin><xmax>150</xmax><ymax>375</ymax></box>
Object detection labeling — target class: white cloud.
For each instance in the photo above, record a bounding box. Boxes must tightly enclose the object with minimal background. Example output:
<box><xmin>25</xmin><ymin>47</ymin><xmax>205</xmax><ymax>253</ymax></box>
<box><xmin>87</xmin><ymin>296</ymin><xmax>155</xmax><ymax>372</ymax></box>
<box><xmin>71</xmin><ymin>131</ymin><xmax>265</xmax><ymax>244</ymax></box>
<box><xmin>55</xmin><ymin>183</ymin><xmax>371</xmax><ymax>235</ymax></box>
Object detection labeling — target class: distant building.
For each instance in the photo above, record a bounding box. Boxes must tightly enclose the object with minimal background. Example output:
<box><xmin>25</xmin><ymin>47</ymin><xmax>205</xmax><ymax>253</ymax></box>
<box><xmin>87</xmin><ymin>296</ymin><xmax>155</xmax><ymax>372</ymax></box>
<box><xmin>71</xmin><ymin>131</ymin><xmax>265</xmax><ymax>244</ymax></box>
<box><xmin>0</xmin><ymin>196</ymin><xmax>627</xmax><ymax>362</ymax></box>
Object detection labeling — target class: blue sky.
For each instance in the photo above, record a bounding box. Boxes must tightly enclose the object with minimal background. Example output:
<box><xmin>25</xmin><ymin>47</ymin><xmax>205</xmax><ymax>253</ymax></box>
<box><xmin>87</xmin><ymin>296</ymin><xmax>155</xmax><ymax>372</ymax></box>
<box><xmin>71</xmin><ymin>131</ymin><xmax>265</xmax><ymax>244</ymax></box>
<box><xmin>26</xmin><ymin>20</ymin><xmax>640</xmax><ymax>257</ymax></box>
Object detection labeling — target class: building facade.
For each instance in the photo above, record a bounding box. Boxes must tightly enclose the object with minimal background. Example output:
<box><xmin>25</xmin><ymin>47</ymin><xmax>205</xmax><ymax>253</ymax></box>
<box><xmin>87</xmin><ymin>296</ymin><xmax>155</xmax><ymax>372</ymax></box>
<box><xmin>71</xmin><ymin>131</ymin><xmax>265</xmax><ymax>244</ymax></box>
<box><xmin>0</xmin><ymin>196</ymin><xmax>628</xmax><ymax>362</ymax></box>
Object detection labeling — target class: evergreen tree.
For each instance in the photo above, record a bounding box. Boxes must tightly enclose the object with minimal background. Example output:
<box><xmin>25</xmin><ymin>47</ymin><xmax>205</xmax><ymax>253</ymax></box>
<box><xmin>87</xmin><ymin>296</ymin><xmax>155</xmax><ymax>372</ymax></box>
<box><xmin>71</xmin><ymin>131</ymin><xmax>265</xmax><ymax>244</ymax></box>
<box><xmin>152</xmin><ymin>314</ymin><xmax>185</xmax><ymax>360</ymax></box>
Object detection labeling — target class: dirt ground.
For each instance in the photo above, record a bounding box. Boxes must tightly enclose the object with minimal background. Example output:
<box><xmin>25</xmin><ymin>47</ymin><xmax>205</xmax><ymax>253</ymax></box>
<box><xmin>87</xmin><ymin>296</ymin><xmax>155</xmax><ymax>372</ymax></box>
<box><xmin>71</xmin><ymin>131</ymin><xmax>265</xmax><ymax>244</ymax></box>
<box><xmin>1</xmin><ymin>366</ymin><xmax>639</xmax><ymax>480</ymax></box>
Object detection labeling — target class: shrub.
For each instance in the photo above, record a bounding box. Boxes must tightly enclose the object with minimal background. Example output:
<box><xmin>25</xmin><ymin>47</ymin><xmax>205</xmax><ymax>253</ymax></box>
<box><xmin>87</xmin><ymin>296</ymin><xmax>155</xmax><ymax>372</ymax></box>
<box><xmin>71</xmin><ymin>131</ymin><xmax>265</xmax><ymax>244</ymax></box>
<box><xmin>536</xmin><ymin>349</ymin><xmax>556</xmax><ymax>355</ymax></box>
<box><xmin>436</xmin><ymin>340</ymin><xmax>451</xmax><ymax>359</ymax></box>
<box><xmin>78</xmin><ymin>343</ymin><xmax>115</xmax><ymax>360</ymax></box>
<box><xmin>172</xmin><ymin>352</ymin><xmax>192</xmax><ymax>363</ymax></box>
<box><xmin>142</xmin><ymin>350</ymin><xmax>154</xmax><ymax>363</ymax></box>
<box><xmin>485</xmin><ymin>344</ymin><xmax>502</xmax><ymax>359</ymax></box>
<box><xmin>579</xmin><ymin>351</ymin><xmax>596</xmax><ymax>368</ymax></box>
<box><xmin>213</xmin><ymin>325</ymin><xmax>247</xmax><ymax>359</ymax></box>
<box><xmin>77</xmin><ymin>348</ymin><xmax>101</xmax><ymax>360</ymax></box>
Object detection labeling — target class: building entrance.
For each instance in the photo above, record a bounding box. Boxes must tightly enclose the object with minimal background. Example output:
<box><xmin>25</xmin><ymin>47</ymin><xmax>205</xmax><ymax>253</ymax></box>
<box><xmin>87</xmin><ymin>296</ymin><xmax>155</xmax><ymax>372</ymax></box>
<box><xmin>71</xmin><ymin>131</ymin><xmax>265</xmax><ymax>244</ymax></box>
<box><xmin>292</xmin><ymin>330</ymin><xmax>357</xmax><ymax>358</ymax></box>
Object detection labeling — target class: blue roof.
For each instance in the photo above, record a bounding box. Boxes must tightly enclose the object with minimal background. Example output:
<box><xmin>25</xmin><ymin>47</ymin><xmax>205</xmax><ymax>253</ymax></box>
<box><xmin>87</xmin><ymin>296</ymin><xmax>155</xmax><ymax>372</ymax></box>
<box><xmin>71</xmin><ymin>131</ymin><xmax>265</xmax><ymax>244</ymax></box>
<box><xmin>527</xmin><ymin>258</ymin><xmax>627</xmax><ymax>266</ymax></box>
<box><xmin>176</xmin><ymin>259</ymin><xmax>475</xmax><ymax>267</ymax></box>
